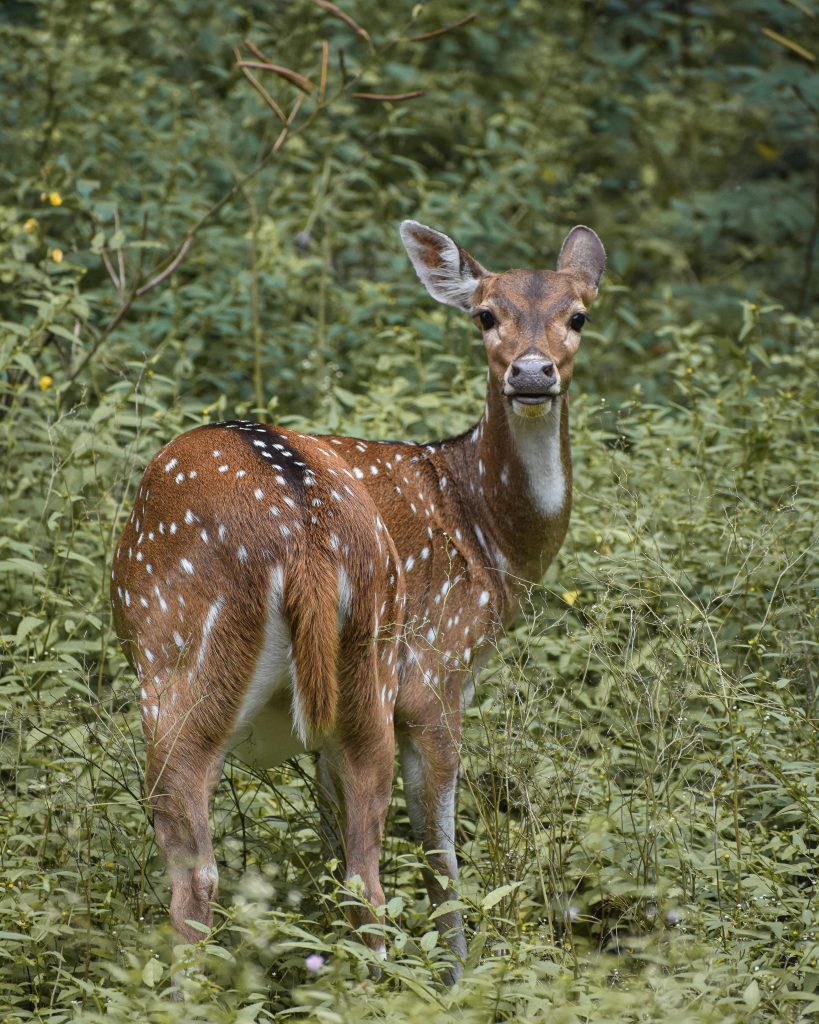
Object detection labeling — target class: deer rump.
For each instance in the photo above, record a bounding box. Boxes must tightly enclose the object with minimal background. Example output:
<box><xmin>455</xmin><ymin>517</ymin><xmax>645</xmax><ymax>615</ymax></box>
<box><xmin>112</xmin><ymin>419</ymin><xmax>404</xmax><ymax>768</ymax></box>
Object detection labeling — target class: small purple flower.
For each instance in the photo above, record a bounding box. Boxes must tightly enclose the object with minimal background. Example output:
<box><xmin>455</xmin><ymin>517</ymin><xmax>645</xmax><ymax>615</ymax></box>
<box><xmin>305</xmin><ymin>953</ymin><xmax>325</xmax><ymax>972</ymax></box>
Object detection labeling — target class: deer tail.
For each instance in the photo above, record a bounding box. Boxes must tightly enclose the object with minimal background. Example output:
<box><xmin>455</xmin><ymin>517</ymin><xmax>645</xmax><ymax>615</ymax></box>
<box><xmin>284</xmin><ymin>557</ymin><xmax>339</xmax><ymax>743</ymax></box>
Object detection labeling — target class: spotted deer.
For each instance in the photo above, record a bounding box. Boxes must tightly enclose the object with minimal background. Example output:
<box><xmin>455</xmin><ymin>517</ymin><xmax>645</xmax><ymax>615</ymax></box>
<box><xmin>111</xmin><ymin>220</ymin><xmax>605</xmax><ymax>978</ymax></box>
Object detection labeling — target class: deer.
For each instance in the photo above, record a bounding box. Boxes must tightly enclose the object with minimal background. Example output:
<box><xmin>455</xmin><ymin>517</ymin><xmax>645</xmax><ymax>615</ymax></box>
<box><xmin>110</xmin><ymin>219</ymin><xmax>605</xmax><ymax>982</ymax></box>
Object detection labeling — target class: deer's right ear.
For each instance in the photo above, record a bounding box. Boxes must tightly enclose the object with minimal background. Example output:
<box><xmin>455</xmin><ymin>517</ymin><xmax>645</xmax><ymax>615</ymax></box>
<box><xmin>400</xmin><ymin>221</ymin><xmax>486</xmax><ymax>311</ymax></box>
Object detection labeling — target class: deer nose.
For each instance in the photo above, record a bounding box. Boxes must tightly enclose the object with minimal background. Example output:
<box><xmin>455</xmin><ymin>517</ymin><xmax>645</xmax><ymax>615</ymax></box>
<box><xmin>508</xmin><ymin>357</ymin><xmax>557</xmax><ymax>393</ymax></box>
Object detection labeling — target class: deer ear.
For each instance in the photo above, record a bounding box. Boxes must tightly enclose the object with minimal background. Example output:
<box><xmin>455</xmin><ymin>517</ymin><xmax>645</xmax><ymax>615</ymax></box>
<box><xmin>400</xmin><ymin>220</ymin><xmax>486</xmax><ymax>311</ymax></box>
<box><xmin>556</xmin><ymin>226</ymin><xmax>606</xmax><ymax>295</ymax></box>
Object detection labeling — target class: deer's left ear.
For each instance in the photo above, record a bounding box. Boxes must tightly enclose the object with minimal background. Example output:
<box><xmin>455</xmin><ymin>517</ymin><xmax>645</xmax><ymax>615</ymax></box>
<box><xmin>400</xmin><ymin>220</ymin><xmax>486</xmax><ymax>311</ymax></box>
<box><xmin>556</xmin><ymin>226</ymin><xmax>606</xmax><ymax>296</ymax></box>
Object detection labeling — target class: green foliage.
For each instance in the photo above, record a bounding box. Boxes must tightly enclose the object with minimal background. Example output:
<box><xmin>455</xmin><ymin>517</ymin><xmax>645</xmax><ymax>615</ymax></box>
<box><xmin>1</xmin><ymin>0</ymin><xmax>817</xmax><ymax>1020</ymax></box>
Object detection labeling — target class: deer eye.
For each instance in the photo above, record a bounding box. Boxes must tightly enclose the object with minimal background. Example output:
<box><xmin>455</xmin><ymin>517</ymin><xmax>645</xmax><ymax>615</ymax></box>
<box><xmin>477</xmin><ymin>310</ymin><xmax>496</xmax><ymax>330</ymax></box>
<box><xmin>569</xmin><ymin>312</ymin><xmax>587</xmax><ymax>332</ymax></box>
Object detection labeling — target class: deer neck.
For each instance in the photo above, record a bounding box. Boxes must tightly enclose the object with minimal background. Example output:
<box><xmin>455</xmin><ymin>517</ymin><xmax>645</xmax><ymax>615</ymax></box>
<box><xmin>446</xmin><ymin>375</ymin><xmax>572</xmax><ymax>581</ymax></box>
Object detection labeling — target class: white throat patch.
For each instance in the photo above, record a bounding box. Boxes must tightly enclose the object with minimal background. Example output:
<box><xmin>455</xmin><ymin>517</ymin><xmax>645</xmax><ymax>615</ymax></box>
<box><xmin>510</xmin><ymin>398</ymin><xmax>566</xmax><ymax>518</ymax></box>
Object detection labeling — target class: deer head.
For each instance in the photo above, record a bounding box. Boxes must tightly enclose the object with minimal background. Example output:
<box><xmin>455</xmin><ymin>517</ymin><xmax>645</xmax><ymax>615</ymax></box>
<box><xmin>400</xmin><ymin>221</ymin><xmax>606</xmax><ymax>419</ymax></box>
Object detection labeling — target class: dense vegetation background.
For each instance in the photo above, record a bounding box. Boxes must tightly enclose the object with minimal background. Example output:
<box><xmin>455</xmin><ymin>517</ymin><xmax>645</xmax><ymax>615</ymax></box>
<box><xmin>1</xmin><ymin>0</ymin><xmax>817</xmax><ymax>1020</ymax></box>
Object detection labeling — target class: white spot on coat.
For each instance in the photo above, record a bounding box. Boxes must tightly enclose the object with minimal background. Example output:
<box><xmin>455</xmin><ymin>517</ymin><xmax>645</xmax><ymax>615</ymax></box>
<box><xmin>197</xmin><ymin>595</ymin><xmax>225</xmax><ymax>672</ymax></box>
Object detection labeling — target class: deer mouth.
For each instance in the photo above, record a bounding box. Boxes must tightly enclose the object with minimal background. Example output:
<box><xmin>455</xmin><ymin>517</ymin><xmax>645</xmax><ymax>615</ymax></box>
<box><xmin>508</xmin><ymin>392</ymin><xmax>559</xmax><ymax>419</ymax></box>
<box><xmin>508</xmin><ymin>393</ymin><xmax>553</xmax><ymax>405</ymax></box>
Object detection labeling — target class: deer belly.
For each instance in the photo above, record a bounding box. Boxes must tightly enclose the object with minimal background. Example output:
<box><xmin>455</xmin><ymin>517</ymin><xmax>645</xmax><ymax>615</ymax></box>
<box><xmin>228</xmin><ymin>686</ymin><xmax>310</xmax><ymax>768</ymax></box>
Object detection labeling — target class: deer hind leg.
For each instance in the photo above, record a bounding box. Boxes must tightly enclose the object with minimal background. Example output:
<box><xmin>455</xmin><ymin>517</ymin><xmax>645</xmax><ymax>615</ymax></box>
<box><xmin>143</xmin><ymin>687</ymin><xmax>223</xmax><ymax>943</ymax></box>
<box><xmin>398</xmin><ymin>723</ymin><xmax>467</xmax><ymax>980</ymax></box>
<box><xmin>331</xmin><ymin>642</ymin><xmax>396</xmax><ymax>958</ymax></box>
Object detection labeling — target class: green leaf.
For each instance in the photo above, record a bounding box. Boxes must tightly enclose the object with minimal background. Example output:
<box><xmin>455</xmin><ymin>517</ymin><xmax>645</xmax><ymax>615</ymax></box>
<box><xmin>12</xmin><ymin>352</ymin><xmax>38</xmax><ymax>377</ymax></box>
<box><xmin>386</xmin><ymin>896</ymin><xmax>404</xmax><ymax>917</ymax></box>
<box><xmin>0</xmin><ymin>559</ymin><xmax>45</xmax><ymax>578</ymax></box>
<box><xmin>743</xmin><ymin>979</ymin><xmax>761</xmax><ymax>1010</ymax></box>
<box><xmin>141</xmin><ymin>958</ymin><xmax>163</xmax><ymax>988</ymax></box>
<box><xmin>333</xmin><ymin>386</ymin><xmax>359</xmax><ymax>409</ymax></box>
<box><xmin>183</xmin><ymin>919</ymin><xmax>211</xmax><ymax>934</ymax></box>
<box><xmin>15</xmin><ymin>615</ymin><xmax>42</xmax><ymax>644</ymax></box>
<box><xmin>236</xmin><ymin>1003</ymin><xmax>266</xmax><ymax>1023</ymax></box>
<box><xmin>480</xmin><ymin>882</ymin><xmax>522</xmax><ymax>911</ymax></box>
<box><xmin>429</xmin><ymin>899</ymin><xmax>467</xmax><ymax>920</ymax></box>
<box><xmin>205</xmin><ymin>943</ymin><xmax>234</xmax><ymax>961</ymax></box>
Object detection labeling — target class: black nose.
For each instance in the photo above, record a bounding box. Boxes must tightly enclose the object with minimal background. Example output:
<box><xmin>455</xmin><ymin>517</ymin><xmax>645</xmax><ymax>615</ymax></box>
<box><xmin>508</xmin><ymin>357</ymin><xmax>556</xmax><ymax>393</ymax></box>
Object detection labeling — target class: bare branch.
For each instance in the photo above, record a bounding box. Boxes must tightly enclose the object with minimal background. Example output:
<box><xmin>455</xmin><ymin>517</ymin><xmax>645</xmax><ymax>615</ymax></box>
<box><xmin>113</xmin><ymin>208</ymin><xmax>126</xmax><ymax>290</ymax></box>
<box><xmin>761</xmin><ymin>26</ymin><xmax>816</xmax><ymax>63</ymax></box>
<box><xmin>242</xmin><ymin>38</ymin><xmax>273</xmax><ymax>64</ymax></box>
<box><xmin>320</xmin><ymin>39</ymin><xmax>329</xmax><ymax>100</ymax></box>
<box><xmin>352</xmin><ymin>90</ymin><xmax>425</xmax><ymax>102</ymax></box>
<box><xmin>101</xmin><ymin>250</ymin><xmax>122</xmax><ymax>295</ymax></box>
<box><xmin>236</xmin><ymin>61</ymin><xmax>315</xmax><ymax>94</ymax></box>
<box><xmin>310</xmin><ymin>0</ymin><xmax>371</xmax><ymax>44</ymax></box>
<box><xmin>135</xmin><ymin>237</ymin><xmax>193</xmax><ymax>297</ymax></box>
<box><xmin>235</xmin><ymin>47</ymin><xmax>286</xmax><ymax>122</ymax></box>
<box><xmin>408</xmin><ymin>13</ymin><xmax>477</xmax><ymax>42</ymax></box>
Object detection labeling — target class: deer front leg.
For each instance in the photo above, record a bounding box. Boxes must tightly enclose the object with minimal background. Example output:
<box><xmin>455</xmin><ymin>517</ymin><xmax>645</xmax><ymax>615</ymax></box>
<box><xmin>324</xmin><ymin>733</ymin><xmax>394</xmax><ymax>960</ymax></box>
<box><xmin>398</xmin><ymin>723</ymin><xmax>466</xmax><ymax>981</ymax></box>
<box><xmin>316</xmin><ymin>750</ymin><xmax>344</xmax><ymax>864</ymax></box>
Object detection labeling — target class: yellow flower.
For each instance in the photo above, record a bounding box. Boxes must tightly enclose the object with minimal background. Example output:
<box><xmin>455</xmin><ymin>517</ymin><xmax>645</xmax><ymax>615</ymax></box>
<box><xmin>755</xmin><ymin>141</ymin><xmax>779</xmax><ymax>161</ymax></box>
<box><xmin>39</xmin><ymin>375</ymin><xmax>53</xmax><ymax>391</ymax></box>
<box><xmin>51</xmin><ymin>248</ymin><xmax>63</xmax><ymax>264</ymax></box>
<box><xmin>48</xmin><ymin>191</ymin><xmax>63</xmax><ymax>206</ymax></box>
<box><xmin>562</xmin><ymin>591</ymin><xmax>579</xmax><ymax>606</ymax></box>
<box><xmin>24</xmin><ymin>217</ymin><xmax>36</xmax><ymax>232</ymax></box>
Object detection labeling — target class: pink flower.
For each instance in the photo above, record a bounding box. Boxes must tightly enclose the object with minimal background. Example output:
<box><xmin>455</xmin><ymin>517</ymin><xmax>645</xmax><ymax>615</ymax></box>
<box><xmin>305</xmin><ymin>954</ymin><xmax>325</xmax><ymax>972</ymax></box>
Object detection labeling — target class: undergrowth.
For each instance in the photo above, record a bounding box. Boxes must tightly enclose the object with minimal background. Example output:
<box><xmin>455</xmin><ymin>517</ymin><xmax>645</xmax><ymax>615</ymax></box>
<box><xmin>1</xmin><ymin>0</ymin><xmax>817</xmax><ymax>1019</ymax></box>
<box><xmin>1</xmin><ymin>304</ymin><xmax>817</xmax><ymax>1022</ymax></box>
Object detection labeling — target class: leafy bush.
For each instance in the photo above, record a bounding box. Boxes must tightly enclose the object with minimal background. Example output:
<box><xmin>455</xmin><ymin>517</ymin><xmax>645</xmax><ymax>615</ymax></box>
<box><xmin>1</xmin><ymin>1</ymin><xmax>817</xmax><ymax>1020</ymax></box>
